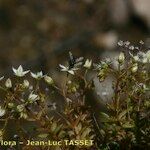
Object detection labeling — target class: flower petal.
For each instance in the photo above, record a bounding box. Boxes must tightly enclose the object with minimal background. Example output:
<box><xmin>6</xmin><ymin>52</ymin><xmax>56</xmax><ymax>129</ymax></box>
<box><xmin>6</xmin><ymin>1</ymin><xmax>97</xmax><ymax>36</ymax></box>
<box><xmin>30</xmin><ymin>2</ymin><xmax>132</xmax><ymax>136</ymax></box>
<box><xmin>68</xmin><ymin>70</ymin><xmax>74</xmax><ymax>75</ymax></box>
<box><xmin>59</xmin><ymin>64</ymin><xmax>66</xmax><ymax>69</ymax></box>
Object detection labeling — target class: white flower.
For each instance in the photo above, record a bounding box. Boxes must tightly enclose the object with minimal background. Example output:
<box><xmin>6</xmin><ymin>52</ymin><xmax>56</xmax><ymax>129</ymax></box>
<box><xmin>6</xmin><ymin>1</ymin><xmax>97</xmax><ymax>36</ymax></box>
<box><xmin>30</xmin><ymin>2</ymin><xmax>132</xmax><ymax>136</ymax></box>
<box><xmin>12</xmin><ymin>65</ymin><xmax>29</xmax><ymax>77</ymax></box>
<box><xmin>31</xmin><ymin>71</ymin><xmax>43</xmax><ymax>79</ymax></box>
<box><xmin>131</xmin><ymin>63</ymin><xmax>138</xmax><ymax>73</ymax></box>
<box><xmin>0</xmin><ymin>106</ymin><xmax>5</xmax><ymax>117</ymax></box>
<box><xmin>118</xmin><ymin>52</ymin><xmax>125</xmax><ymax>63</ymax></box>
<box><xmin>129</xmin><ymin>45</ymin><xmax>134</xmax><ymax>50</ymax></box>
<box><xmin>23</xmin><ymin>80</ymin><xmax>29</xmax><ymax>88</ymax></box>
<box><xmin>129</xmin><ymin>50</ymin><xmax>150</xmax><ymax>63</ymax></box>
<box><xmin>124</xmin><ymin>41</ymin><xmax>130</xmax><ymax>47</ymax></box>
<box><xmin>44</xmin><ymin>75</ymin><xmax>54</xmax><ymax>85</ymax></box>
<box><xmin>137</xmin><ymin>51</ymin><xmax>150</xmax><ymax>63</ymax></box>
<box><xmin>139</xmin><ymin>40</ymin><xmax>144</xmax><ymax>45</ymax></box>
<box><xmin>59</xmin><ymin>64</ymin><xmax>78</xmax><ymax>75</ymax></box>
<box><xmin>117</xmin><ymin>40</ymin><xmax>124</xmax><ymax>46</ymax></box>
<box><xmin>28</xmin><ymin>92</ymin><xmax>39</xmax><ymax>102</ymax></box>
<box><xmin>83</xmin><ymin>59</ymin><xmax>92</xmax><ymax>69</ymax></box>
<box><xmin>5</xmin><ymin>78</ymin><xmax>12</xmax><ymax>88</ymax></box>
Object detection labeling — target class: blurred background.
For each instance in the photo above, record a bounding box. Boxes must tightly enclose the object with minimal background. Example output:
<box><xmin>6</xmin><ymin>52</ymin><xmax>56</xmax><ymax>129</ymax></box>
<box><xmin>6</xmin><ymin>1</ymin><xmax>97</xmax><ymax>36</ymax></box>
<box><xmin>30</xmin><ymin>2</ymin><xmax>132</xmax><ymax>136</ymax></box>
<box><xmin>0</xmin><ymin>0</ymin><xmax>149</xmax><ymax>76</ymax></box>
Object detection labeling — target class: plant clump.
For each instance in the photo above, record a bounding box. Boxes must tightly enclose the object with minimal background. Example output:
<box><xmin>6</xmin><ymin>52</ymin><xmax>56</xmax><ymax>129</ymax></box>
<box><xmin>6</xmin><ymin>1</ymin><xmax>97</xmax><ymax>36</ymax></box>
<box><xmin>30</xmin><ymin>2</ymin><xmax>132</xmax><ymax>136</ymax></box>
<box><xmin>0</xmin><ymin>41</ymin><xmax>149</xmax><ymax>150</ymax></box>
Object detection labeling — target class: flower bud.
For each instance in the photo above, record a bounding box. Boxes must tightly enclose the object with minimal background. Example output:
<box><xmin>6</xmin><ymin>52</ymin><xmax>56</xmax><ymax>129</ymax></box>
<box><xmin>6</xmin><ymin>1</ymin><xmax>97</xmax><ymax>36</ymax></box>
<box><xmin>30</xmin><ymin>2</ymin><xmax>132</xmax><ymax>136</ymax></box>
<box><xmin>83</xmin><ymin>59</ymin><xmax>92</xmax><ymax>69</ymax></box>
<box><xmin>23</xmin><ymin>80</ymin><xmax>29</xmax><ymax>88</ymax></box>
<box><xmin>131</xmin><ymin>63</ymin><xmax>138</xmax><ymax>73</ymax></box>
<box><xmin>17</xmin><ymin>104</ymin><xmax>24</xmax><ymax>112</ymax></box>
<box><xmin>44</xmin><ymin>75</ymin><xmax>54</xmax><ymax>85</ymax></box>
<box><xmin>8</xmin><ymin>103</ymin><xmax>15</xmax><ymax>109</ymax></box>
<box><xmin>5</xmin><ymin>78</ymin><xmax>12</xmax><ymax>88</ymax></box>
<box><xmin>118</xmin><ymin>52</ymin><xmax>125</xmax><ymax>63</ymax></box>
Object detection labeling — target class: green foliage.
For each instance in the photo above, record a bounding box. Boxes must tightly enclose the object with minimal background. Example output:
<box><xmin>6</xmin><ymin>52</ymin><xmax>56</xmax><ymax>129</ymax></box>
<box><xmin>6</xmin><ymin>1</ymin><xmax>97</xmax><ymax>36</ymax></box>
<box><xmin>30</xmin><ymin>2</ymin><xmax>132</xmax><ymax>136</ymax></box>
<box><xmin>0</xmin><ymin>41</ymin><xmax>150</xmax><ymax>150</ymax></box>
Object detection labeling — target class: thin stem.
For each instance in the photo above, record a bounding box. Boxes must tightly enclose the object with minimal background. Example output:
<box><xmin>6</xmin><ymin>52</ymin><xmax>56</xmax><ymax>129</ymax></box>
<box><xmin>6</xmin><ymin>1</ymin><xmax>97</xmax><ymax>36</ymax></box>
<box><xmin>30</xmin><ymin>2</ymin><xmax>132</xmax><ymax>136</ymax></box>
<box><xmin>92</xmin><ymin>113</ymin><xmax>102</xmax><ymax>137</ymax></box>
